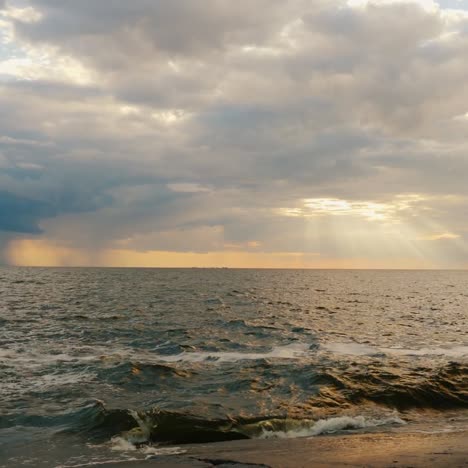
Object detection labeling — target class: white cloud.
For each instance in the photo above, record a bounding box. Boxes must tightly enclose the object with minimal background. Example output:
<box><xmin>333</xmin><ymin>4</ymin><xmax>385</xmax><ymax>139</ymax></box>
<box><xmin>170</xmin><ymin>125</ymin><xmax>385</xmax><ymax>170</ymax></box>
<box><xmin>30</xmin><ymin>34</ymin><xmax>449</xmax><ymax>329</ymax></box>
<box><xmin>347</xmin><ymin>0</ymin><xmax>438</xmax><ymax>11</ymax></box>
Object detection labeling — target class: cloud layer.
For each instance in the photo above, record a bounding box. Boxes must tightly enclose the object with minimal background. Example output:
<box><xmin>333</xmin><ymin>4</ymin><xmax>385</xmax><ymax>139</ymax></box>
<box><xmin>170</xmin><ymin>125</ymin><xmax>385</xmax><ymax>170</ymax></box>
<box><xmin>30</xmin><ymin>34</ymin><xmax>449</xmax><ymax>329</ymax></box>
<box><xmin>1</xmin><ymin>0</ymin><xmax>468</xmax><ymax>267</ymax></box>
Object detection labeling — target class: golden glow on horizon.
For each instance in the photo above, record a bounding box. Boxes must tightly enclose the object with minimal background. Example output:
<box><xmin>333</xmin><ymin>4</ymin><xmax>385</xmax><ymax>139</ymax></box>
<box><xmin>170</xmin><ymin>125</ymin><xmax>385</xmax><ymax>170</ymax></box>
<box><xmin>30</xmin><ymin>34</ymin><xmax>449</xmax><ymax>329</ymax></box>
<box><xmin>6</xmin><ymin>190</ymin><xmax>466</xmax><ymax>269</ymax></box>
<box><xmin>7</xmin><ymin>239</ymin><xmax>439</xmax><ymax>269</ymax></box>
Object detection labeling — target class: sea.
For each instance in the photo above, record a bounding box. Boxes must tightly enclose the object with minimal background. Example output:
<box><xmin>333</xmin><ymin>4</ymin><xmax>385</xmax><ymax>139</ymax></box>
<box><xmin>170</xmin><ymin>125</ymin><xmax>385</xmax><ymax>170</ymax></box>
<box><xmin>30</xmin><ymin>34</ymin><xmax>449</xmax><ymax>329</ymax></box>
<box><xmin>1</xmin><ymin>267</ymin><xmax>467</xmax><ymax>467</ymax></box>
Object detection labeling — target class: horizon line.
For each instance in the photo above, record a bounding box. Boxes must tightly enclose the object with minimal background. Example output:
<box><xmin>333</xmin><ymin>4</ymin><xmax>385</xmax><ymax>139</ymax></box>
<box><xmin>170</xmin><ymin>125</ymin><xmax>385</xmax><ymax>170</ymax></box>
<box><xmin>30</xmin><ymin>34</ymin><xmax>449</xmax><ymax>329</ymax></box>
<box><xmin>2</xmin><ymin>265</ymin><xmax>467</xmax><ymax>271</ymax></box>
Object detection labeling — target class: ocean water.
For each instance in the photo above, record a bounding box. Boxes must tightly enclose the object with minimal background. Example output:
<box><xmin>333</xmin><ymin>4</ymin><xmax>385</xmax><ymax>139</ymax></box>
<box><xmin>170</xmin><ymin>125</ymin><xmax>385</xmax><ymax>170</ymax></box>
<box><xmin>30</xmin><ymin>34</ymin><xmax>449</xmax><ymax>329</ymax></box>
<box><xmin>1</xmin><ymin>267</ymin><xmax>467</xmax><ymax>467</ymax></box>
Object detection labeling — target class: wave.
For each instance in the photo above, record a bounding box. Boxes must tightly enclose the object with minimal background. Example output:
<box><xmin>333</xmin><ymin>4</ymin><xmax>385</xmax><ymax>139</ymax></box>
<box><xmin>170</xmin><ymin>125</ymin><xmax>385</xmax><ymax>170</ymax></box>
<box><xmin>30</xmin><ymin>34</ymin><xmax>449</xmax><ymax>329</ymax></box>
<box><xmin>310</xmin><ymin>361</ymin><xmax>468</xmax><ymax>410</ymax></box>
<box><xmin>256</xmin><ymin>414</ymin><xmax>405</xmax><ymax>439</ymax></box>
<box><xmin>117</xmin><ymin>409</ymin><xmax>406</xmax><ymax>446</ymax></box>
<box><xmin>52</xmin><ymin>401</ymin><xmax>253</xmax><ymax>443</ymax></box>
<box><xmin>5</xmin><ymin>358</ymin><xmax>465</xmax><ymax>449</ymax></box>
<box><xmin>61</xmin><ymin>402</ymin><xmax>404</xmax><ymax>446</ymax></box>
<box><xmin>153</xmin><ymin>342</ymin><xmax>312</xmax><ymax>363</ymax></box>
<box><xmin>6</xmin><ymin>359</ymin><xmax>465</xmax><ymax>435</ymax></box>
<box><xmin>146</xmin><ymin>339</ymin><xmax>468</xmax><ymax>365</ymax></box>
<box><xmin>322</xmin><ymin>341</ymin><xmax>468</xmax><ymax>358</ymax></box>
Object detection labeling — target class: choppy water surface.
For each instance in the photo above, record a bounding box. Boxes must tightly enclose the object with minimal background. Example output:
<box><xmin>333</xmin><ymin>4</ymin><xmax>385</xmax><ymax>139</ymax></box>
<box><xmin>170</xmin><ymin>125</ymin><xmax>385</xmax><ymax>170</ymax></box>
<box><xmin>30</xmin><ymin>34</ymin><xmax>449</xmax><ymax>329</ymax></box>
<box><xmin>1</xmin><ymin>268</ymin><xmax>467</xmax><ymax>467</ymax></box>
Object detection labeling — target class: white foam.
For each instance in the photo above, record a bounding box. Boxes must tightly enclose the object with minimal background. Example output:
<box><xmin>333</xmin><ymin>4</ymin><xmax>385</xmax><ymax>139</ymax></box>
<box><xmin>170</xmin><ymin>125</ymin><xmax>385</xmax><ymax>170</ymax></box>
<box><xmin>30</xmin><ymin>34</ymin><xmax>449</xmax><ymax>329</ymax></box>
<box><xmin>2</xmin><ymin>370</ymin><xmax>96</xmax><ymax>399</ymax></box>
<box><xmin>321</xmin><ymin>342</ymin><xmax>382</xmax><ymax>356</ymax></box>
<box><xmin>154</xmin><ymin>342</ymin><xmax>311</xmax><ymax>363</ymax></box>
<box><xmin>2</xmin><ymin>341</ymin><xmax>316</xmax><ymax>368</ymax></box>
<box><xmin>259</xmin><ymin>414</ymin><xmax>405</xmax><ymax>439</ymax></box>
<box><xmin>110</xmin><ymin>436</ymin><xmax>186</xmax><ymax>455</ymax></box>
<box><xmin>110</xmin><ymin>437</ymin><xmax>138</xmax><ymax>452</ymax></box>
<box><xmin>381</xmin><ymin>345</ymin><xmax>468</xmax><ymax>358</ymax></box>
<box><xmin>322</xmin><ymin>342</ymin><xmax>468</xmax><ymax>358</ymax></box>
<box><xmin>55</xmin><ymin>457</ymin><xmax>139</xmax><ymax>467</ymax></box>
<box><xmin>110</xmin><ymin>436</ymin><xmax>186</xmax><ymax>457</ymax></box>
<box><xmin>1</xmin><ymin>348</ymin><xmax>101</xmax><ymax>369</ymax></box>
<box><xmin>143</xmin><ymin>447</ymin><xmax>187</xmax><ymax>457</ymax></box>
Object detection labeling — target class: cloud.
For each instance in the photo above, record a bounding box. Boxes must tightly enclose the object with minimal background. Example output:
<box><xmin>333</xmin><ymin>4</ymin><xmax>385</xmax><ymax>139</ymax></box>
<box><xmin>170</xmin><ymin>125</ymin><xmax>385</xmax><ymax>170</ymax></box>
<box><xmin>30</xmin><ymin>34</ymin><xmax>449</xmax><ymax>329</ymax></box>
<box><xmin>0</xmin><ymin>191</ymin><xmax>54</xmax><ymax>233</ymax></box>
<box><xmin>1</xmin><ymin>0</ymin><xmax>468</xmax><ymax>266</ymax></box>
<box><xmin>437</xmin><ymin>0</ymin><xmax>468</xmax><ymax>10</ymax></box>
<box><xmin>418</xmin><ymin>232</ymin><xmax>461</xmax><ymax>240</ymax></box>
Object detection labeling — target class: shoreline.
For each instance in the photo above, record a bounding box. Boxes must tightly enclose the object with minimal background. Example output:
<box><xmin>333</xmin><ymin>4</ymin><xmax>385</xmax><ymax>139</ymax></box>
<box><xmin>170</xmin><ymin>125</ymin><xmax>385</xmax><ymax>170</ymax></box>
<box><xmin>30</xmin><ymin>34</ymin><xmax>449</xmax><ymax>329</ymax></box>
<box><xmin>95</xmin><ymin>429</ymin><xmax>468</xmax><ymax>467</ymax></box>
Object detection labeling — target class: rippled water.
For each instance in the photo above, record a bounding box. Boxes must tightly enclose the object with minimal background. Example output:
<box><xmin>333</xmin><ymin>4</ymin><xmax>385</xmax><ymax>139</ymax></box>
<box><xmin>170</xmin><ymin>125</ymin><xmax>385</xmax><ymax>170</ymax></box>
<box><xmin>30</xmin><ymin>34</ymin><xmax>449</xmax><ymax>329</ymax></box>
<box><xmin>1</xmin><ymin>267</ymin><xmax>467</xmax><ymax>467</ymax></box>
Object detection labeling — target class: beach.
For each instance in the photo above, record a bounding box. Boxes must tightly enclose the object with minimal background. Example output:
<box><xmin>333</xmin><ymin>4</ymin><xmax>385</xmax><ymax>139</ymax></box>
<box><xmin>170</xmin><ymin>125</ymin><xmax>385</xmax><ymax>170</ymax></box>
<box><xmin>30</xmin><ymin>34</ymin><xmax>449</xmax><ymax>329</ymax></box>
<box><xmin>97</xmin><ymin>430</ymin><xmax>468</xmax><ymax>467</ymax></box>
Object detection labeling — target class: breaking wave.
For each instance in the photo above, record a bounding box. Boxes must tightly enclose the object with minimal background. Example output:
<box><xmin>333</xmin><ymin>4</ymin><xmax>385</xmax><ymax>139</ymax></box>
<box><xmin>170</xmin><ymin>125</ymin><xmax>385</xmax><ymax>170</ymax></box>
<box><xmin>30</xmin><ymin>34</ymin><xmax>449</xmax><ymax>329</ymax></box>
<box><xmin>154</xmin><ymin>342</ymin><xmax>312</xmax><ymax>363</ymax></box>
<box><xmin>112</xmin><ymin>408</ymin><xmax>405</xmax><ymax>445</ymax></box>
<box><xmin>256</xmin><ymin>414</ymin><xmax>405</xmax><ymax>439</ymax></box>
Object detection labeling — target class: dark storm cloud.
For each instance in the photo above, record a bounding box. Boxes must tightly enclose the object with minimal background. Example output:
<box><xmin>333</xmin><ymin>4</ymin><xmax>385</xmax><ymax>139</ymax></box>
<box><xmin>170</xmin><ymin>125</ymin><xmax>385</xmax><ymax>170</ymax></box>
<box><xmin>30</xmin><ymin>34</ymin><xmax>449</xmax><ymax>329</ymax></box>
<box><xmin>0</xmin><ymin>191</ymin><xmax>52</xmax><ymax>234</ymax></box>
<box><xmin>0</xmin><ymin>150</ymin><xmax>161</xmax><ymax>238</ymax></box>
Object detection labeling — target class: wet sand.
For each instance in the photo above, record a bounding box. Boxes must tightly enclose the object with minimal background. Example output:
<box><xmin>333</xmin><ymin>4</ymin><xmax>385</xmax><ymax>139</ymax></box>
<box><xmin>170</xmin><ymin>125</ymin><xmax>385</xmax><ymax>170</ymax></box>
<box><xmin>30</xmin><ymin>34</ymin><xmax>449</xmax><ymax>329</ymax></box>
<box><xmin>98</xmin><ymin>430</ymin><xmax>468</xmax><ymax>467</ymax></box>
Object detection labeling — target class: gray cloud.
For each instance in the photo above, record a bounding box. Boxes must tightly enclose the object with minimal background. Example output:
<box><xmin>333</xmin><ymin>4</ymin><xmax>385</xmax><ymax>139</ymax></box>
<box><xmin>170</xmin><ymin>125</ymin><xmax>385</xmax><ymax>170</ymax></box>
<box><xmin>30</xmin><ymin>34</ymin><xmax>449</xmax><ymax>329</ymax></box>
<box><xmin>0</xmin><ymin>191</ymin><xmax>52</xmax><ymax>234</ymax></box>
<box><xmin>13</xmin><ymin>0</ymin><xmax>297</xmax><ymax>66</ymax></box>
<box><xmin>2</xmin><ymin>0</ymin><xmax>468</xmax><ymax>265</ymax></box>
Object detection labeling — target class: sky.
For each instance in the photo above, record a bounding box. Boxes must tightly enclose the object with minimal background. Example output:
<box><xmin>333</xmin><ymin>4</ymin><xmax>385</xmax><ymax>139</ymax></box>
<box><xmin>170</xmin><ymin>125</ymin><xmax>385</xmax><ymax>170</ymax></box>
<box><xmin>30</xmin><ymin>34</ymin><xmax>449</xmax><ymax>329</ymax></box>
<box><xmin>1</xmin><ymin>0</ymin><xmax>468</xmax><ymax>268</ymax></box>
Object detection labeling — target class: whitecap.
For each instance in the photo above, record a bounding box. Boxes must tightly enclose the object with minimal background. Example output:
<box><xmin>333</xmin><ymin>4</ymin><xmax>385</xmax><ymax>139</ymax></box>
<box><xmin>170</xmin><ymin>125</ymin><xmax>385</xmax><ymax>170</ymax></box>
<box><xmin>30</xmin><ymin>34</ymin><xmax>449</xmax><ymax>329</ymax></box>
<box><xmin>321</xmin><ymin>341</ymin><xmax>468</xmax><ymax>358</ymax></box>
<box><xmin>321</xmin><ymin>342</ymin><xmax>383</xmax><ymax>356</ymax></box>
<box><xmin>143</xmin><ymin>446</ymin><xmax>187</xmax><ymax>457</ymax></box>
<box><xmin>154</xmin><ymin>342</ymin><xmax>311</xmax><ymax>363</ymax></box>
<box><xmin>259</xmin><ymin>414</ymin><xmax>405</xmax><ymax>439</ymax></box>
<box><xmin>381</xmin><ymin>345</ymin><xmax>468</xmax><ymax>358</ymax></box>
